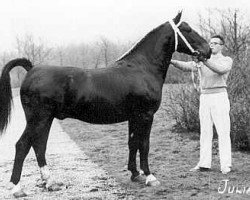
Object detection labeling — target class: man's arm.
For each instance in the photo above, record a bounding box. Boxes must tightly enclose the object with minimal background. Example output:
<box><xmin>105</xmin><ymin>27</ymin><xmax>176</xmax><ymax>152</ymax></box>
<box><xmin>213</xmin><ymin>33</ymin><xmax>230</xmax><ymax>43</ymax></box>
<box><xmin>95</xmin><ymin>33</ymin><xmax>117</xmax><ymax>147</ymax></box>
<box><xmin>203</xmin><ymin>57</ymin><xmax>233</xmax><ymax>75</ymax></box>
<box><xmin>170</xmin><ymin>60</ymin><xmax>197</xmax><ymax>72</ymax></box>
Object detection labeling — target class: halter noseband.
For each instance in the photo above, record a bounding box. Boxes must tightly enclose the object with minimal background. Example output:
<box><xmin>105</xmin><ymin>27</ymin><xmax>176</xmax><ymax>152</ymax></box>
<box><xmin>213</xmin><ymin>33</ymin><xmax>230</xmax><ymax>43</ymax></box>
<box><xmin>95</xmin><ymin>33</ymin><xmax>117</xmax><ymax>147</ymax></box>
<box><xmin>169</xmin><ymin>20</ymin><xmax>199</xmax><ymax>54</ymax></box>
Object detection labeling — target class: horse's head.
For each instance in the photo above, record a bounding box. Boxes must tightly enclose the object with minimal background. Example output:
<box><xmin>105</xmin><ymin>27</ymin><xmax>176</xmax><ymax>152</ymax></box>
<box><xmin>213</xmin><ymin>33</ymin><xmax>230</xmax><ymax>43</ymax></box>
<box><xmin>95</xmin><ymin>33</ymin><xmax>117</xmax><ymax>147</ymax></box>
<box><xmin>169</xmin><ymin>12</ymin><xmax>211</xmax><ymax>59</ymax></box>
<box><xmin>117</xmin><ymin>11</ymin><xmax>211</xmax><ymax>67</ymax></box>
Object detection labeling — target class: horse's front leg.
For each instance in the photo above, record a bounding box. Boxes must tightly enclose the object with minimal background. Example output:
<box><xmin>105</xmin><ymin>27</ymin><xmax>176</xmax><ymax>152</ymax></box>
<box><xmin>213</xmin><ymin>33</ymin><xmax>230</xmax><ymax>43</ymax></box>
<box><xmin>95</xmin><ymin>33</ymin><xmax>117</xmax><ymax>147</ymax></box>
<box><xmin>6</xmin><ymin>125</ymin><xmax>33</xmax><ymax>198</ymax></box>
<box><xmin>128</xmin><ymin>118</ymin><xmax>140</xmax><ymax>181</ymax></box>
<box><xmin>128</xmin><ymin>113</ymin><xmax>160</xmax><ymax>186</ymax></box>
<box><xmin>139</xmin><ymin>114</ymin><xmax>160</xmax><ymax>186</ymax></box>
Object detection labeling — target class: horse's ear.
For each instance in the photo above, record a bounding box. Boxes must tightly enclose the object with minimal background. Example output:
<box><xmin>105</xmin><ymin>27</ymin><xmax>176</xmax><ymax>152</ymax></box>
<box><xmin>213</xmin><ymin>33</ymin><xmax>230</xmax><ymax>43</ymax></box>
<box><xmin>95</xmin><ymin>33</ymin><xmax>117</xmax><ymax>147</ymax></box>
<box><xmin>173</xmin><ymin>11</ymin><xmax>182</xmax><ymax>24</ymax></box>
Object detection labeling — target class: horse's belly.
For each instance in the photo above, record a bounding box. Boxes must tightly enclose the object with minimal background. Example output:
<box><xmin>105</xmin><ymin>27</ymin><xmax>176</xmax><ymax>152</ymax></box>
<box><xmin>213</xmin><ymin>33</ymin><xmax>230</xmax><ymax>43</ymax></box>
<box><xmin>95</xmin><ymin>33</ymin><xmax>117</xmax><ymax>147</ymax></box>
<box><xmin>68</xmin><ymin>102</ymin><xmax>128</xmax><ymax>124</ymax></box>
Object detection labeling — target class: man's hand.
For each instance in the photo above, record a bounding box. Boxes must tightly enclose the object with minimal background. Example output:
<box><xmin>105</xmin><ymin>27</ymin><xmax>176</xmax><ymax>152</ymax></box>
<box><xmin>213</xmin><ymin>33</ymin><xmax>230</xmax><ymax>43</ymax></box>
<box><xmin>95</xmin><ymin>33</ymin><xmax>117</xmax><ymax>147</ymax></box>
<box><xmin>193</xmin><ymin>51</ymin><xmax>207</xmax><ymax>62</ymax></box>
<box><xmin>196</xmin><ymin>54</ymin><xmax>207</xmax><ymax>62</ymax></box>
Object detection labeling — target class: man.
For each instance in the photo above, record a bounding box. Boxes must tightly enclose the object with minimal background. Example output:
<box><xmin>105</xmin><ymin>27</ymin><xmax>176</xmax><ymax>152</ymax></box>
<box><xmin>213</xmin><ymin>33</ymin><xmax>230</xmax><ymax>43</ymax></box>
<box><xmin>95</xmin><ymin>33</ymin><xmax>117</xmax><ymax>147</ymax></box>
<box><xmin>170</xmin><ymin>35</ymin><xmax>233</xmax><ymax>174</ymax></box>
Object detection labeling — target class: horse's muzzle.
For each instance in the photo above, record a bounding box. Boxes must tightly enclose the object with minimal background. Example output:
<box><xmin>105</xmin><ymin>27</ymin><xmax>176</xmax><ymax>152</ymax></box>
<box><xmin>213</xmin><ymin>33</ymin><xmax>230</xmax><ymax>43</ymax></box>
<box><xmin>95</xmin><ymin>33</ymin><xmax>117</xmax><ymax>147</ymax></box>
<box><xmin>193</xmin><ymin>48</ymin><xmax>212</xmax><ymax>60</ymax></box>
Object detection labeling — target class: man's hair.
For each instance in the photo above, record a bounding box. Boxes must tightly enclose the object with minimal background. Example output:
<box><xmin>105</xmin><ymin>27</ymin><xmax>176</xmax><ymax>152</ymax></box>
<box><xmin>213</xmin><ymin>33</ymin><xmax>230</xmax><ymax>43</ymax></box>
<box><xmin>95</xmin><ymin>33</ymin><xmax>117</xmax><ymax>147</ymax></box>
<box><xmin>211</xmin><ymin>35</ymin><xmax>225</xmax><ymax>45</ymax></box>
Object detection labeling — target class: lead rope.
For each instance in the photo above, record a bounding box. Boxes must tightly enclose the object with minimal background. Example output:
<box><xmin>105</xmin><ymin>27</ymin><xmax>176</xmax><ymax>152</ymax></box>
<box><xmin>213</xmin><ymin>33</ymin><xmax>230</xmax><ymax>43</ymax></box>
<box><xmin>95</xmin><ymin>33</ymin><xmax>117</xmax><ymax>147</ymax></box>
<box><xmin>191</xmin><ymin>62</ymin><xmax>202</xmax><ymax>93</ymax></box>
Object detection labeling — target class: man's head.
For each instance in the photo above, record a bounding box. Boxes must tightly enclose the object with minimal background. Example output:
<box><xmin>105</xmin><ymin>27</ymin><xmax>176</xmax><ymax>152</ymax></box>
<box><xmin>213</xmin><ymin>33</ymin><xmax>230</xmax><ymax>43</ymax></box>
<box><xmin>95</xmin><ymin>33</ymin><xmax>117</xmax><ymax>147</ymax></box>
<box><xmin>209</xmin><ymin>35</ymin><xmax>225</xmax><ymax>54</ymax></box>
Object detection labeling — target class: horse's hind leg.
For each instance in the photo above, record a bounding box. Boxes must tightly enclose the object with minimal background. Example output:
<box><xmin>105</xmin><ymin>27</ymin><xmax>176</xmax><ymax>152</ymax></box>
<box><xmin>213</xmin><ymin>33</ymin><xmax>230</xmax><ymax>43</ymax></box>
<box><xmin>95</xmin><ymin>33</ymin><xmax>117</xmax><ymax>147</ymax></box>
<box><xmin>8</xmin><ymin>124</ymin><xmax>33</xmax><ymax>197</ymax></box>
<box><xmin>31</xmin><ymin>116</ymin><xmax>54</xmax><ymax>188</ymax></box>
<box><xmin>29</xmin><ymin>110</ymin><xmax>63</xmax><ymax>191</ymax></box>
<box><xmin>9</xmin><ymin>110</ymin><xmax>54</xmax><ymax>197</ymax></box>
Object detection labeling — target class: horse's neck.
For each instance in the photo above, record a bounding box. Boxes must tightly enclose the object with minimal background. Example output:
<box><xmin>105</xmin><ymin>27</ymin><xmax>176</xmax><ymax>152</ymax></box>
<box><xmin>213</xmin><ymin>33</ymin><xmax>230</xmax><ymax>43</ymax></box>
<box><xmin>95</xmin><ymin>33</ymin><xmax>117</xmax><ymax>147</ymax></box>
<box><xmin>118</xmin><ymin>25</ymin><xmax>174</xmax><ymax>82</ymax></box>
<box><xmin>123</xmin><ymin>47</ymin><xmax>173</xmax><ymax>83</ymax></box>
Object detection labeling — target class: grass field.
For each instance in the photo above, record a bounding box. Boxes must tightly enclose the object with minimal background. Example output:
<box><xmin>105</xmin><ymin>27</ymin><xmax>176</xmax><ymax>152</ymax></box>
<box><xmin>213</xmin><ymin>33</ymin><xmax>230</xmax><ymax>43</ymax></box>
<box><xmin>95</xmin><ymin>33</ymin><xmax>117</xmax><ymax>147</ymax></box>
<box><xmin>58</xmin><ymin>84</ymin><xmax>249</xmax><ymax>199</ymax></box>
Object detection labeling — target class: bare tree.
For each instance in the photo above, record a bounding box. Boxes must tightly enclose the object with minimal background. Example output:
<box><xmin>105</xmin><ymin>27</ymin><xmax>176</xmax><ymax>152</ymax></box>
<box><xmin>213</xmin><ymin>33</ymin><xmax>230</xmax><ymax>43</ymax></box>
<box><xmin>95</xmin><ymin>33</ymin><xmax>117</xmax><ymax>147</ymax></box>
<box><xmin>58</xmin><ymin>49</ymin><xmax>64</xmax><ymax>66</ymax></box>
<box><xmin>79</xmin><ymin>45</ymin><xmax>86</xmax><ymax>68</ymax></box>
<box><xmin>94</xmin><ymin>49</ymin><xmax>102</xmax><ymax>69</ymax></box>
<box><xmin>0</xmin><ymin>52</ymin><xmax>8</xmax><ymax>69</ymax></box>
<box><xmin>198</xmin><ymin>9</ymin><xmax>250</xmax><ymax>58</ymax></box>
<box><xmin>11</xmin><ymin>34</ymin><xmax>53</xmax><ymax>86</ymax></box>
<box><xmin>100</xmin><ymin>37</ymin><xmax>110</xmax><ymax>67</ymax></box>
<box><xmin>219</xmin><ymin>9</ymin><xmax>250</xmax><ymax>60</ymax></box>
<box><xmin>16</xmin><ymin>34</ymin><xmax>53</xmax><ymax>65</ymax></box>
<box><xmin>99</xmin><ymin>37</ymin><xmax>134</xmax><ymax>68</ymax></box>
<box><xmin>197</xmin><ymin>8</ymin><xmax>217</xmax><ymax>40</ymax></box>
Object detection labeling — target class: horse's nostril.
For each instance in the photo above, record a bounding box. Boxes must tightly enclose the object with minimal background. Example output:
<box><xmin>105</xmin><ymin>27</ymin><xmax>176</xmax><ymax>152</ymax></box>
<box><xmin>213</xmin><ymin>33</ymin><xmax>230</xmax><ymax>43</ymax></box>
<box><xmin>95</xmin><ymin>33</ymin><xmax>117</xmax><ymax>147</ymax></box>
<box><xmin>193</xmin><ymin>51</ymin><xmax>200</xmax><ymax>56</ymax></box>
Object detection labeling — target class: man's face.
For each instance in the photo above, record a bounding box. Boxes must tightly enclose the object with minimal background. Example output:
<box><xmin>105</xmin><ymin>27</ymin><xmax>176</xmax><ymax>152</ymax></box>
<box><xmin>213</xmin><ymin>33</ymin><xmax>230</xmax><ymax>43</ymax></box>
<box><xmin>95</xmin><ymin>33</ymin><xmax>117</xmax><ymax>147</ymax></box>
<box><xmin>209</xmin><ymin>38</ymin><xmax>223</xmax><ymax>54</ymax></box>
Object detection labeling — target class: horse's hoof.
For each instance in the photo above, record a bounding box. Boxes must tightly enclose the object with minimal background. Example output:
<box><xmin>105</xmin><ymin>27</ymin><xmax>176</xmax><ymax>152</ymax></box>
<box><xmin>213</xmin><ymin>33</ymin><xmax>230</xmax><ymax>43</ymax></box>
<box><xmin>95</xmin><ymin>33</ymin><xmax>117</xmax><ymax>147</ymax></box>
<box><xmin>36</xmin><ymin>179</ymin><xmax>46</xmax><ymax>188</ymax></box>
<box><xmin>139</xmin><ymin>170</ymin><xmax>145</xmax><ymax>175</ymax></box>
<box><xmin>6</xmin><ymin>182</ymin><xmax>15</xmax><ymax>190</ymax></box>
<box><xmin>47</xmin><ymin>182</ymin><xmax>64</xmax><ymax>192</ymax></box>
<box><xmin>13</xmin><ymin>189</ymin><xmax>27</xmax><ymax>198</ymax></box>
<box><xmin>145</xmin><ymin>174</ymin><xmax>160</xmax><ymax>186</ymax></box>
<box><xmin>131</xmin><ymin>174</ymin><xmax>145</xmax><ymax>182</ymax></box>
<box><xmin>146</xmin><ymin>179</ymin><xmax>161</xmax><ymax>187</ymax></box>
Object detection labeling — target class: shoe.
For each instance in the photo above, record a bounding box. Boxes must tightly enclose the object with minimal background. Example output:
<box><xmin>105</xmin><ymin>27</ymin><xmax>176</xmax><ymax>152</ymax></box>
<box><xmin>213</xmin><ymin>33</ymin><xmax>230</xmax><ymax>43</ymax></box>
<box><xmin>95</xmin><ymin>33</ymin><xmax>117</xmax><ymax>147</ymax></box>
<box><xmin>190</xmin><ymin>166</ymin><xmax>210</xmax><ymax>172</ymax></box>
<box><xmin>221</xmin><ymin>167</ymin><xmax>231</xmax><ymax>174</ymax></box>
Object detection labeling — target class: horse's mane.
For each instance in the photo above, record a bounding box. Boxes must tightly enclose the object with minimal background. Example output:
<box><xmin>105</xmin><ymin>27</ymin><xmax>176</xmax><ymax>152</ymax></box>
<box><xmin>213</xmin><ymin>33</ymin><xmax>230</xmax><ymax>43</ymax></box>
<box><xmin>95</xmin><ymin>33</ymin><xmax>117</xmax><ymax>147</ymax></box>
<box><xmin>116</xmin><ymin>24</ymin><xmax>166</xmax><ymax>61</ymax></box>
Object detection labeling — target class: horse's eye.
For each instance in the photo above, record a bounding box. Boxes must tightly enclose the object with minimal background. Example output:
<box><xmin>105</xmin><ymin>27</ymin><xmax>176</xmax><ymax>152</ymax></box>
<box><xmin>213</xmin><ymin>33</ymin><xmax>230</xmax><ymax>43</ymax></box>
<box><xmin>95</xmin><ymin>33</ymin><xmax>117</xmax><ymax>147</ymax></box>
<box><xmin>183</xmin><ymin>27</ymin><xmax>192</xmax><ymax>33</ymax></box>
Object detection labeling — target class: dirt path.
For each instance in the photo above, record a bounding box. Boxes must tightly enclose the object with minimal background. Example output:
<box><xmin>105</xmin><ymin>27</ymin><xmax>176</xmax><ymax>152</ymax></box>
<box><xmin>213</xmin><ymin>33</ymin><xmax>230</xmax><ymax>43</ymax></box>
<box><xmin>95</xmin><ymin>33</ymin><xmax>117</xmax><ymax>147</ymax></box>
<box><xmin>0</xmin><ymin>96</ymin><xmax>130</xmax><ymax>199</ymax></box>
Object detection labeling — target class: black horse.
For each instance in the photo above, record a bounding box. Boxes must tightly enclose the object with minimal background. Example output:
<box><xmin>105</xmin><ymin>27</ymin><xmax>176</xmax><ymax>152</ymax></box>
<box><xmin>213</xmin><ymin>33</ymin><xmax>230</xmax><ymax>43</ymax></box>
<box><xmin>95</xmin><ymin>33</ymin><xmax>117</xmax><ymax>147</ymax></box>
<box><xmin>0</xmin><ymin>12</ymin><xmax>211</xmax><ymax>197</ymax></box>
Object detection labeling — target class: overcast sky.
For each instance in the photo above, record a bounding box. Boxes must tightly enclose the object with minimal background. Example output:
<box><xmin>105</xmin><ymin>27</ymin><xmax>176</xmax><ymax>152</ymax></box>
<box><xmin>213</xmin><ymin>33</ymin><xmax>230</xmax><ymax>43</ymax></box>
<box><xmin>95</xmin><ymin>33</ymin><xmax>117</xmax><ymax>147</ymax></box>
<box><xmin>0</xmin><ymin>0</ymin><xmax>249</xmax><ymax>53</ymax></box>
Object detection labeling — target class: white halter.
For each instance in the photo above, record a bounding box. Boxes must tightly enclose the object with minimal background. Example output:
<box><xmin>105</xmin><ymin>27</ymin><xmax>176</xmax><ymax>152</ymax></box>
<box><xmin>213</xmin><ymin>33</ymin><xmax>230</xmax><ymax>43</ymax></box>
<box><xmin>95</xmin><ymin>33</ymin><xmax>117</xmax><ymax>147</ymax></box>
<box><xmin>169</xmin><ymin>20</ymin><xmax>198</xmax><ymax>54</ymax></box>
<box><xmin>169</xmin><ymin>20</ymin><xmax>203</xmax><ymax>93</ymax></box>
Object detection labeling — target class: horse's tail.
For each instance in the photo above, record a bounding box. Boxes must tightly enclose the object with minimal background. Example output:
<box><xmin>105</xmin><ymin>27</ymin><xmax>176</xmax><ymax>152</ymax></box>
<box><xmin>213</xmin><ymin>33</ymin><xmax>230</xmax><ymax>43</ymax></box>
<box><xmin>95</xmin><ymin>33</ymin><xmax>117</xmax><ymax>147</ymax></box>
<box><xmin>0</xmin><ymin>58</ymin><xmax>33</xmax><ymax>134</ymax></box>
